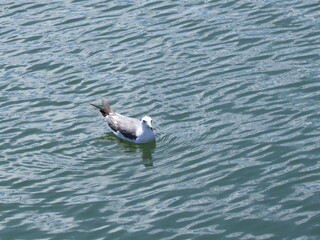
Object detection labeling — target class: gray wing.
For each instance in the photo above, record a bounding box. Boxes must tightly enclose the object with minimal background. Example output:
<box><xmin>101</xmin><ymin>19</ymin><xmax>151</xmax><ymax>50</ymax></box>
<box><xmin>107</xmin><ymin>113</ymin><xmax>140</xmax><ymax>140</ymax></box>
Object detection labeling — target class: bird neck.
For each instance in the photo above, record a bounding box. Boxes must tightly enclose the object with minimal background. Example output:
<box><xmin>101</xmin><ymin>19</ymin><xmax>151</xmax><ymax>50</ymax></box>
<box><xmin>138</xmin><ymin>124</ymin><xmax>152</xmax><ymax>135</ymax></box>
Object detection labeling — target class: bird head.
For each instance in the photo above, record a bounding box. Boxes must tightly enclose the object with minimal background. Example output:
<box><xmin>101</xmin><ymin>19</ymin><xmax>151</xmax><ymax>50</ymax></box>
<box><xmin>141</xmin><ymin>116</ymin><xmax>155</xmax><ymax>130</ymax></box>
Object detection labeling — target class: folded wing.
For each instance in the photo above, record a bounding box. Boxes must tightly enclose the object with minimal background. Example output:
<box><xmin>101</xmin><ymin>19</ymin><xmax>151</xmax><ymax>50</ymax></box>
<box><xmin>107</xmin><ymin>114</ymin><xmax>140</xmax><ymax>140</ymax></box>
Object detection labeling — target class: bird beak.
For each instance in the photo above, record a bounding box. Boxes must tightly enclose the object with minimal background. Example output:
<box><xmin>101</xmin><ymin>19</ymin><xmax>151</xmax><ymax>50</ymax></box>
<box><xmin>148</xmin><ymin>124</ymin><xmax>155</xmax><ymax>130</ymax></box>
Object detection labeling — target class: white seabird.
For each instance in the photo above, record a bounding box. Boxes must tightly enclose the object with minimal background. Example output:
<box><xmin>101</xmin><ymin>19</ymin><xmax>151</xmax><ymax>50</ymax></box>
<box><xmin>91</xmin><ymin>98</ymin><xmax>156</xmax><ymax>143</ymax></box>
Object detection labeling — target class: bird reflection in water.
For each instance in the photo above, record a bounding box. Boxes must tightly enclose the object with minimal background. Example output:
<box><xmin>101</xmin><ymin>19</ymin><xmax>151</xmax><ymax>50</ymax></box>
<box><xmin>100</xmin><ymin>133</ymin><xmax>156</xmax><ymax>167</ymax></box>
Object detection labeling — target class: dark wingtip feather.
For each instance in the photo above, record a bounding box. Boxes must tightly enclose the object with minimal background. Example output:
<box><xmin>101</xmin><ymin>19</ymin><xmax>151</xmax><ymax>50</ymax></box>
<box><xmin>101</xmin><ymin>97</ymin><xmax>113</xmax><ymax>114</ymax></box>
<box><xmin>90</xmin><ymin>103</ymin><xmax>107</xmax><ymax>117</ymax></box>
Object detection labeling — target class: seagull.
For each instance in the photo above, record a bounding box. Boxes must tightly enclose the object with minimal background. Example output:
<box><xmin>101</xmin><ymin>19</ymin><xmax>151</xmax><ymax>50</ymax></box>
<box><xmin>90</xmin><ymin>98</ymin><xmax>156</xmax><ymax>143</ymax></box>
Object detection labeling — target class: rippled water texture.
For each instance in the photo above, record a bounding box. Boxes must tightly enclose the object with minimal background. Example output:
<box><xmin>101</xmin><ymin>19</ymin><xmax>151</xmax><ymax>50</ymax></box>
<box><xmin>1</xmin><ymin>0</ymin><xmax>320</xmax><ymax>239</ymax></box>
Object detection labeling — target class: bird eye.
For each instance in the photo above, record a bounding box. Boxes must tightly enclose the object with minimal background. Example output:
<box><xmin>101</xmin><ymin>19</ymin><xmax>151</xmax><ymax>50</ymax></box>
<box><xmin>143</xmin><ymin>120</ymin><xmax>146</xmax><ymax>123</ymax></box>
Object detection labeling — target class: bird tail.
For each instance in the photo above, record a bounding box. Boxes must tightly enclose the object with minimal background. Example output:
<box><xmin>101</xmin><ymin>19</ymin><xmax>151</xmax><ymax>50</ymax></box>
<box><xmin>90</xmin><ymin>97</ymin><xmax>113</xmax><ymax>117</ymax></box>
